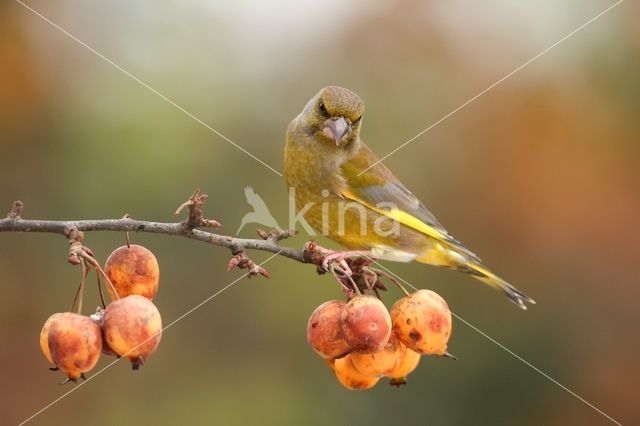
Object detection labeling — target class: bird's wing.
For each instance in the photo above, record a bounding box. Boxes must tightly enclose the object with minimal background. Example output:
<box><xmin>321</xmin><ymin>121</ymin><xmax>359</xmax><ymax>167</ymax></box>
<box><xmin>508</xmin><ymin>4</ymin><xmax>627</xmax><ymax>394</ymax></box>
<box><xmin>340</xmin><ymin>142</ymin><xmax>481</xmax><ymax>262</ymax></box>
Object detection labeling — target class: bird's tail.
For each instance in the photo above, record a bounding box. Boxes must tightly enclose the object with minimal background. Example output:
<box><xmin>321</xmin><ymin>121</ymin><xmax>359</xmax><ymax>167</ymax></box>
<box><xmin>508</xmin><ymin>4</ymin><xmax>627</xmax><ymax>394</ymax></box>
<box><xmin>416</xmin><ymin>243</ymin><xmax>534</xmax><ymax>309</ymax></box>
<box><xmin>466</xmin><ymin>263</ymin><xmax>535</xmax><ymax>310</ymax></box>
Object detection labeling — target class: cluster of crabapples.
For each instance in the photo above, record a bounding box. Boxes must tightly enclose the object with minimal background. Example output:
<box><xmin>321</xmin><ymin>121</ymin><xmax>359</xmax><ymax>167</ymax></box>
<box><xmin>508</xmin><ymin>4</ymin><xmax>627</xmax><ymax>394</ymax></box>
<box><xmin>307</xmin><ymin>289</ymin><xmax>452</xmax><ymax>389</ymax></box>
<box><xmin>39</xmin><ymin>243</ymin><xmax>163</xmax><ymax>382</ymax></box>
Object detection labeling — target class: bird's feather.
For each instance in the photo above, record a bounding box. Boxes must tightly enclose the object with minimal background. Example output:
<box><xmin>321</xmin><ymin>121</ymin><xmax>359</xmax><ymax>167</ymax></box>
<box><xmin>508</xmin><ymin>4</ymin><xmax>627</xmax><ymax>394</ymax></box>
<box><xmin>340</xmin><ymin>143</ymin><xmax>481</xmax><ymax>263</ymax></box>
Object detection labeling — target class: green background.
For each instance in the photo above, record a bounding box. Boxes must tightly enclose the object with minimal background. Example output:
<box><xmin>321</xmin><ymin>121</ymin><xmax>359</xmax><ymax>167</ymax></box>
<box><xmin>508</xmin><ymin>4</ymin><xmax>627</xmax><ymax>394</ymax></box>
<box><xmin>1</xmin><ymin>1</ymin><xmax>638</xmax><ymax>425</ymax></box>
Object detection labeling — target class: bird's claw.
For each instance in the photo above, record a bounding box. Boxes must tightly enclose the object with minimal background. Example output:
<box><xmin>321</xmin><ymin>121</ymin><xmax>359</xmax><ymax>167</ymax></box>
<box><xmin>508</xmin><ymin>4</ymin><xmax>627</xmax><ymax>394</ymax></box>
<box><xmin>322</xmin><ymin>254</ymin><xmax>353</xmax><ymax>276</ymax></box>
<box><xmin>322</xmin><ymin>252</ymin><xmax>353</xmax><ymax>277</ymax></box>
<box><xmin>321</xmin><ymin>250</ymin><xmax>375</xmax><ymax>277</ymax></box>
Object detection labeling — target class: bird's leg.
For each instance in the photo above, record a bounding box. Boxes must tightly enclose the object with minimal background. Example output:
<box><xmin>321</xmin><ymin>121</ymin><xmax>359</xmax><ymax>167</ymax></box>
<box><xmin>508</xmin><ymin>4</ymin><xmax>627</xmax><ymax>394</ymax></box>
<box><xmin>321</xmin><ymin>250</ymin><xmax>375</xmax><ymax>276</ymax></box>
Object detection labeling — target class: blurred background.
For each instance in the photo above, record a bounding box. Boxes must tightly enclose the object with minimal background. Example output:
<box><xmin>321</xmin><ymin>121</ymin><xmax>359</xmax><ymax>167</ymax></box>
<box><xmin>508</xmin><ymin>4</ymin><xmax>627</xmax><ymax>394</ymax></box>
<box><xmin>1</xmin><ymin>0</ymin><xmax>638</xmax><ymax>424</ymax></box>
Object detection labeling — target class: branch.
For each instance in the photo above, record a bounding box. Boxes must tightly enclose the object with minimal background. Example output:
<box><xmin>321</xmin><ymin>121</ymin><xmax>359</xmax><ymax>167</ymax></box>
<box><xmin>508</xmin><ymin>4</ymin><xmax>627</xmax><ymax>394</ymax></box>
<box><xmin>0</xmin><ymin>190</ymin><xmax>392</xmax><ymax>295</ymax></box>
<box><xmin>0</xmin><ymin>191</ymin><xmax>307</xmax><ymax>277</ymax></box>
<box><xmin>0</xmin><ymin>214</ymin><xmax>308</xmax><ymax>257</ymax></box>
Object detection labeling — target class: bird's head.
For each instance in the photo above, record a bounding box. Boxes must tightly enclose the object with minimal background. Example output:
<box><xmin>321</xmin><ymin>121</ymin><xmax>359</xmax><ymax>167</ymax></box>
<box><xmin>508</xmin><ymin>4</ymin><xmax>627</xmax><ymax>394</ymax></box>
<box><xmin>300</xmin><ymin>86</ymin><xmax>364</xmax><ymax>148</ymax></box>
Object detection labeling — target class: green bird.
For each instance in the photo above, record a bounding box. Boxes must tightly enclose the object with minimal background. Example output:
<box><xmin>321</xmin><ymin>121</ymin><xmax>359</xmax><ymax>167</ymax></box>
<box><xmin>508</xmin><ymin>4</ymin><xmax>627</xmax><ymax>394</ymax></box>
<box><xmin>284</xmin><ymin>86</ymin><xmax>534</xmax><ymax>309</ymax></box>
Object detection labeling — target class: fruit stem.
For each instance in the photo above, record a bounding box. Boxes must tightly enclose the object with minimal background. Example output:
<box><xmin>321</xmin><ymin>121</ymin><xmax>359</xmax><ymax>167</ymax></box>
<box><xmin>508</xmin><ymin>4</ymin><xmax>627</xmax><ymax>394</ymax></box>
<box><xmin>79</xmin><ymin>251</ymin><xmax>121</xmax><ymax>301</ymax></box>
<box><xmin>375</xmin><ymin>269</ymin><xmax>411</xmax><ymax>297</ymax></box>
<box><xmin>329</xmin><ymin>264</ymin><xmax>361</xmax><ymax>296</ymax></box>
<box><xmin>70</xmin><ymin>261</ymin><xmax>89</xmax><ymax>314</ymax></box>
<box><xmin>96</xmin><ymin>269</ymin><xmax>107</xmax><ymax>309</ymax></box>
<box><xmin>345</xmin><ymin>274</ymin><xmax>362</xmax><ymax>296</ymax></box>
<box><xmin>122</xmin><ymin>213</ymin><xmax>132</xmax><ymax>248</ymax></box>
<box><xmin>96</xmin><ymin>263</ymin><xmax>120</xmax><ymax>302</ymax></box>
<box><xmin>331</xmin><ymin>271</ymin><xmax>354</xmax><ymax>295</ymax></box>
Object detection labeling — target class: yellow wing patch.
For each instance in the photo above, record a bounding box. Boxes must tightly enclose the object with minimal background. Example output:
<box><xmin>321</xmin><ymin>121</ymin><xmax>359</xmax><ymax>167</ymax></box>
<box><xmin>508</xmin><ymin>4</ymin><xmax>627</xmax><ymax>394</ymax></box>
<box><xmin>342</xmin><ymin>191</ymin><xmax>449</xmax><ymax>241</ymax></box>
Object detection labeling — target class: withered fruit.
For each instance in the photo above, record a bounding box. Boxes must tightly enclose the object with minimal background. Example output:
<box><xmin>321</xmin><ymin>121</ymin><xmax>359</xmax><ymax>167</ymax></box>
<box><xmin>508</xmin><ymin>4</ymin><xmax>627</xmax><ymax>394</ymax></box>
<box><xmin>102</xmin><ymin>295</ymin><xmax>162</xmax><ymax>369</ymax></box>
<box><xmin>391</xmin><ymin>289</ymin><xmax>452</xmax><ymax>356</ymax></box>
<box><xmin>307</xmin><ymin>300</ymin><xmax>352</xmax><ymax>359</ymax></box>
<box><xmin>340</xmin><ymin>295</ymin><xmax>391</xmax><ymax>354</ymax></box>
<box><xmin>105</xmin><ymin>244</ymin><xmax>159</xmax><ymax>300</ymax></box>
<box><xmin>47</xmin><ymin>312</ymin><xmax>102</xmax><ymax>381</ymax></box>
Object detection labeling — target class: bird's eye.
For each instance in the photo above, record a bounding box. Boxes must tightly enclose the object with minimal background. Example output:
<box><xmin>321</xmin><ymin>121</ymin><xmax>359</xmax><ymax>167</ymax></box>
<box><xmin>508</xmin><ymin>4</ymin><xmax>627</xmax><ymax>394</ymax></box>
<box><xmin>319</xmin><ymin>100</ymin><xmax>327</xmax><ymax>115</ymax></box>
<box><xmin>353</xmin><ymin>115</ymin><xmax>362</xmax><ymax>123</ymax></box>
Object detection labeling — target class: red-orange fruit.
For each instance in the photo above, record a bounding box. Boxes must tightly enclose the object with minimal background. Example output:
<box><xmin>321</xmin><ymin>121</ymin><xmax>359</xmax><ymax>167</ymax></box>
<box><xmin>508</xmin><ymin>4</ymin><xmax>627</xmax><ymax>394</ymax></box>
<box><xmin>103</xmin><ymin>295</ymin><xmax>162</xmax><ymax>369</ymax></box>
<box><xmin>307</xmin><ymin>300</ymin><xmax>352</xmax><ymax>359</ymax></box>
<box><xmin>334</xmin><ymin>355</ymin><xmax>380</xmax><ymax>390</ymax></box>
<box><xmin>47</xmin><ymin>313</ymin><xmax>102</xmax><ymax>380</ymax></box>
<box><xmin>340</xmin><ymin>295</ymin><xmax>391</xmax><ymax>354</ymax></box>
<box><xmin>385</xmin><ymin>339</ymin><xmax>421</xmax><ymax>386</ymax></box>
<box><xmin>40</xmin><ymin>313</ymin><xmax>63</xmax><ymax>366</ymax></box>
<box><xmin>391</xmin><ymin>289</ymin><xmax>452</xmax><ymax>355</ymax></box>
<box><xmin>350</xmin><ymin>334</ymin><xmax>402</xmax><ymax>377</ymax></box>
<box><xmin>105</xmin><ymin>244</ymin><xmax>159</xmax><ymax>300</ymax></box>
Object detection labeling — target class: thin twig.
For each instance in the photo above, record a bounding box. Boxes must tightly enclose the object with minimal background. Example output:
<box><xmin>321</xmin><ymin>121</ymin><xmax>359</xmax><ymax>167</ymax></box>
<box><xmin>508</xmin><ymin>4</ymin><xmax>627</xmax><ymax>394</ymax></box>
<box><xmin>96</xmin><ymin>269</ymin><xmax>106</xmax><ymax>309</ymax></box>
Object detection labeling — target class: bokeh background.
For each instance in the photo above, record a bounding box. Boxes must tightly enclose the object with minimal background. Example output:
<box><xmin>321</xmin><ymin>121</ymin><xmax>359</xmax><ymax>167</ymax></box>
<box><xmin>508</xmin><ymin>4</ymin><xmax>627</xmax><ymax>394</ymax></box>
<box><xmin>1</xmin><ymin>0</ymin><xmax>638</xmax><ymax>425</ymax></box>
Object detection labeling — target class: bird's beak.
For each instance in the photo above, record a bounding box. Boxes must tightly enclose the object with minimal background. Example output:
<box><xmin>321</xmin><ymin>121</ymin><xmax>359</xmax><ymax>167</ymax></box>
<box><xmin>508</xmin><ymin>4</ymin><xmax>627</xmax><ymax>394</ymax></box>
<box><xmin>323</xmin><ymin>117</ymin><xmax>349</xmax><ymax>146</ymax></box>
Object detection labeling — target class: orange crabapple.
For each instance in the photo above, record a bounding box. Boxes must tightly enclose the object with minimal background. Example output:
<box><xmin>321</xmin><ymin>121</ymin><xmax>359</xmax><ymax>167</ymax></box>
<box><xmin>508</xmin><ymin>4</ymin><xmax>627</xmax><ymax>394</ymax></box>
<box><xmin>307</xmin><ymin>300</ymin><xmax>353</xmax><ymax>359</ymax></box>
<box><xmin>391</xmin><ymin>289</ymin><xmax>452</xmax><ymax>356</ymax></box>
<box><xmin>340</xmin><ymin>295</ymin><xmax>392</xmax><ymax>354</ymax></box>
<box><xmin>104</xmin><ymin>244</ymin><xmax>159</xmax><ymax>300</ymax></box>
<box><xmin>102</xmin><ymin>295</ymin><xmax>162</xmax><ymax>369</ymax></box>
<box><xmin>46</xmin><ymin>312</ymin><xmax>103</xmax><ymax>381</ymax></box>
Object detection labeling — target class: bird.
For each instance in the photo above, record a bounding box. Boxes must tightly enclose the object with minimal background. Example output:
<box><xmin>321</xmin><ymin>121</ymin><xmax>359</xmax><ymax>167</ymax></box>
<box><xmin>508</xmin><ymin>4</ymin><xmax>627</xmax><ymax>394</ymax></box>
<box><xmin>236</xmin><ymin>186</ymin><xmax>282</xmax><ymax>234</ymax></box>
<box><xmin>284</xmin><ymin>86</ymin><xmax>534</xmax><ymax>309</ymax></box>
